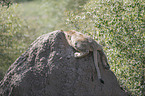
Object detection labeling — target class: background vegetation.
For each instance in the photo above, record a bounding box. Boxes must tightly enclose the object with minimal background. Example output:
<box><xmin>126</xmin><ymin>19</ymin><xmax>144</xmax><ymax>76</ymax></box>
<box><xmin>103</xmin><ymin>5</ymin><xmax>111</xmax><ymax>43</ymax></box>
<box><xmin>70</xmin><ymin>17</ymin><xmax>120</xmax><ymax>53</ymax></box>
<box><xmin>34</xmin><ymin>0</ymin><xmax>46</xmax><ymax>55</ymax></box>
<box><xmin>0</xmin><ymin>0</ymin><xmax>144</xmax><ymax>95</ymax></box>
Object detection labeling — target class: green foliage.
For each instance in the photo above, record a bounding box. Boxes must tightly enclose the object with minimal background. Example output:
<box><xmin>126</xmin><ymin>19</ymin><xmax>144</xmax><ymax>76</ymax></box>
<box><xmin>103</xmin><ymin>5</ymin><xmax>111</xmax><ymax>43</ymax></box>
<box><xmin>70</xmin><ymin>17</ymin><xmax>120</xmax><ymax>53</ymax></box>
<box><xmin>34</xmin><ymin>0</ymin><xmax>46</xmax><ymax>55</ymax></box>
<box><xmin>0</xmin><ymin>0</ymin><xmax>12</xmax><ymax>8</ymax></box>
<box><xmin>65</xmin><ymin>0</ymin><xmax>88</xmax><ymax>11</ymax></box>
<box><xmin>13</xmin><ymin>0</ymin><xmax>34</xmax><ymax>3</ymax></box>
<box><xmin>0</xmin><ymin>5</ymin><xmax>32</xmax><ymax>79</ymax></box>
<box><xmin>41</xmin><ymin>0</ymin><xmax>89</xmax><ymax>31</ymax></box>
<box><xmin>65</xmin><ymin>0</ymin><xmax>144</xmax><ymax>95</ymax></box>
<box><xmin>40</xmin><ymin>0</ymin><xmax>69</xmax><ymax>31</ymax></box>
<box><xmin>15</xmin><ymin>1</ymin><xmax>50</xmax><ymax>35</ymax></box>
<box><xmin>0</xmin><ymin>1</ymin><xmax>46</xmax><ymax>80</ymax></box>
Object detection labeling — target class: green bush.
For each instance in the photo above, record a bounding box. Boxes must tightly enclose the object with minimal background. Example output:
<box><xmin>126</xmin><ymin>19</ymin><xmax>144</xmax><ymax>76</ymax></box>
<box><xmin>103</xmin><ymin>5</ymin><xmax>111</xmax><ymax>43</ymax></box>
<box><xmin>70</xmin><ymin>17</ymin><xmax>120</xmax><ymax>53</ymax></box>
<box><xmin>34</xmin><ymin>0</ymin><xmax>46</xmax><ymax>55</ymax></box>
<box><xmin>13</xmin><ymin>0</ymin><xmax>34</xmax><ymax>3</ymax></box>
<box><xmin>65</xmin><ymin>0</ymin><xmax>144</xmax><ymax>95</ymax></box>
<box><xmin>0</xmin><ymin>4</ymin><xmax>32</xmax><ymax>79</ymax></box>
<box><xmin>41</xmin><ymin>0</ymin><xmax>89</xmax><ymax>31</ymax></box>
<box><xmin>0</xmin><ymin>0</ymin><xmax>12</xmax><ymax>8</ymax></box>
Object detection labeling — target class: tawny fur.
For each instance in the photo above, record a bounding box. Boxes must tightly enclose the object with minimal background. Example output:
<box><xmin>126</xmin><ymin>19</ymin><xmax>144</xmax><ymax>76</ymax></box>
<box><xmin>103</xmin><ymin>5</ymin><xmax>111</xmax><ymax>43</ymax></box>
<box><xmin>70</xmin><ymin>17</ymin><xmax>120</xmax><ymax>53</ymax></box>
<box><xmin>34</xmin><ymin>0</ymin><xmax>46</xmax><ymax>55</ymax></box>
<box><xmin>63</xmin><ymin>30</ymin><xmax>110</xmax><ymax>84</ymax></box>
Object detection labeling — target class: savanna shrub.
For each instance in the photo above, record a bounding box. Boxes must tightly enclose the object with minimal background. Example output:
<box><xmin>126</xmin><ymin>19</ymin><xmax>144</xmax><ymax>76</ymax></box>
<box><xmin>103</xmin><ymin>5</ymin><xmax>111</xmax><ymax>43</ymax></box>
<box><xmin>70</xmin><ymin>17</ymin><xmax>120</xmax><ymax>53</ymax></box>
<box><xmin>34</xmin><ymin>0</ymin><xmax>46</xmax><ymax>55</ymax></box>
<box><xmin>0</xmin><ymin>4</ymin><xmax>31</xmax><ymax>79</ymax></box>
<box><xmin>65</xmin><ymin>0</ymin><xmax>144</xmax><ymax>95</ymax></box>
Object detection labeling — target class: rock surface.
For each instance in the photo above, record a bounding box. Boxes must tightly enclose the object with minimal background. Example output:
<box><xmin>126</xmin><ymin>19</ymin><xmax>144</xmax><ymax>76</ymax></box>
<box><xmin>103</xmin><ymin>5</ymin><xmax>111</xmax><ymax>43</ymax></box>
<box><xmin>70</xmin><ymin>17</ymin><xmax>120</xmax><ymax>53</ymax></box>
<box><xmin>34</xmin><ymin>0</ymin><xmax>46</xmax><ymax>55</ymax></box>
<box><xmin>0</xmin><ymin>30</ymin><xmax>128</xmax><ymax>96</ymax></box>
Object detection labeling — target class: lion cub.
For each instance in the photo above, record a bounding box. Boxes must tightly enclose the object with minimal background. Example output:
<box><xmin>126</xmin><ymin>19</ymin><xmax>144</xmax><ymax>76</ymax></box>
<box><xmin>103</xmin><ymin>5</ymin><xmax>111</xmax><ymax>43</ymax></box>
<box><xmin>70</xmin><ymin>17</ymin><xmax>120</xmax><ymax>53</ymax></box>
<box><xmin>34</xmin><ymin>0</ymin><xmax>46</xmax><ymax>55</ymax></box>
<box><xmin>63</xmin><ymin>30</ymin><xmax>110</xmax><ymax>84</ymax></box>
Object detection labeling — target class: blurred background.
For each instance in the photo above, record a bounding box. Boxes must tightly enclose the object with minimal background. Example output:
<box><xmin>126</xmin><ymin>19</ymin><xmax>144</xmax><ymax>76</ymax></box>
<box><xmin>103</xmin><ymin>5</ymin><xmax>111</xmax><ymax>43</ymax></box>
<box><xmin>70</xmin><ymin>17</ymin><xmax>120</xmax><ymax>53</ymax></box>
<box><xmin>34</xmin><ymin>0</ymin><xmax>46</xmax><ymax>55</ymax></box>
<box><xmin>0</xmin><ymin>0</ymin><xmax>144</xmax><ymax>95</ymax></box>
